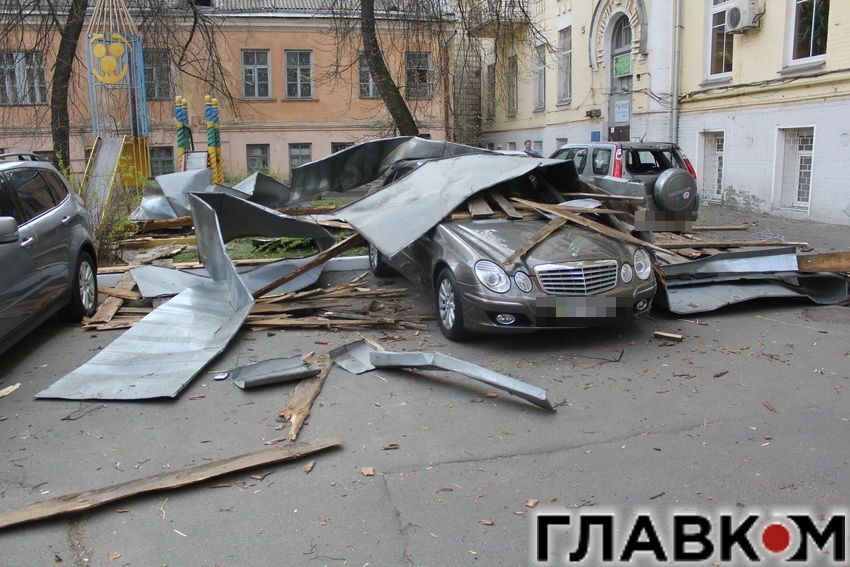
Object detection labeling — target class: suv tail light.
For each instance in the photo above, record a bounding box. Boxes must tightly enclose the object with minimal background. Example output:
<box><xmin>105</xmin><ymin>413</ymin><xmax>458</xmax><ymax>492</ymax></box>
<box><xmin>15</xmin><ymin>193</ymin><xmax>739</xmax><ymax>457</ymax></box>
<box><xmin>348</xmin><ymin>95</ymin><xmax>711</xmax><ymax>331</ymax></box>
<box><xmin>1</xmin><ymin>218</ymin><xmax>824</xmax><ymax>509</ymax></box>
<box><xmin>612</xmin><ymin>148</ymin><xmax>624</xmax><ymax>178</ymax></box>
<box><xmin>684</xmin><ymin>158</ymin><xmax>697</xmax><ymax>180</ymax></box>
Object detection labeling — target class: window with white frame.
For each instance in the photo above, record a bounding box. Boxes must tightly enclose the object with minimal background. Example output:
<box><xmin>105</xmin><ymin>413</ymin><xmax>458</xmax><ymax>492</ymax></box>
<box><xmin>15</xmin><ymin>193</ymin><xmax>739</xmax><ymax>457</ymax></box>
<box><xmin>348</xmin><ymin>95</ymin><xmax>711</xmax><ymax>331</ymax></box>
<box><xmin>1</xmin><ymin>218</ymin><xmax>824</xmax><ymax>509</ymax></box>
<box><xmin>247</xmin><ymin>144</ymin><xmax>270</xmax><ymax>173</ymax></box>
<box><xmin>507</xmin><ymin>55</ymin><xmax>518</xmax><ymax>116</ymax></box>
<box><xmin>289</xmin><ymin>143</ymin><xmax>312</xmax><ymax>176</ymax></box>
<box><xmin>405</xmin><ymin>52</ymin><xmax>432</xmax><ymax>99</ymax></box>
<box><xmin>242</xmin><ymin>50</ymin><xmax>270</xmax><ymax>98</ymax></box>
<box><xmin>779</xmin><ymin>127</ymin><xmax>814</xmax><ymax>210</ymax></box>
<box><xmin>286</xmin><ymin>50</ymin><xmax>313</xmax><ymax>99</ymax></box>
<box><xmin>331</xmin><ymin>142</ymin><xmax>353</xmax><ymax>153</ymax></box>
<box><xmin>0</xmin><ymin>51</ymin><xmax>47</xmax><ymax>105</ymax></box>
<box><xmin>532</xmin><ymin>45</ymin><xmax>546</xmax><ymax>111</ymax></box>
<box><xmin>143</xmin><ymin>49</ymin><xmax>171</xmax><ymax>101</ymax></box>
<box><xmin>709</xmin><ymin>0</ymin><xmax>734</xmax><ymax>76</ymax></box>
<box><xmin>358</xmin><ymin>53</ymin><xmax>379</xmax><ymax>99</ymax></box>
<box><xmin>557</xmin><ymin>28</ymin><xmax>572</xmax><ymax>104</ymax></box>
<box><xmin>700</xmin><ymin>131</ymin><xmax>724</xmax><ymax>201</ymax></box>
<box><xmin>485</xmin><ymin>63</ymin><xmax>496</xmax><ymax>119</ymax></box>
<box><xmin>792</xmin><ymin>0</ymin><xmax>829</xmax><ymax>61</ymax></box>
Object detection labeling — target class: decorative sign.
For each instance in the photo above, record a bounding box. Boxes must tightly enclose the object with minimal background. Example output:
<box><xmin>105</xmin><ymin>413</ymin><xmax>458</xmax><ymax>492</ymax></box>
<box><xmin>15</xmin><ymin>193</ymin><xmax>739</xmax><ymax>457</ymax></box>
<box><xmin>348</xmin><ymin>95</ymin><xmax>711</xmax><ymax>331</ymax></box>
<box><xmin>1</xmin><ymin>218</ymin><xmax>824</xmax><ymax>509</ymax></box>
<box><xmin>613</xmin><ymin>53</ymin><xmax>632</xmax><ymax>78</ymax></box>
<box><xmin>614</xmin><ymin>100</ymin><xmax>630</xmax><ymax>123</ymax></box>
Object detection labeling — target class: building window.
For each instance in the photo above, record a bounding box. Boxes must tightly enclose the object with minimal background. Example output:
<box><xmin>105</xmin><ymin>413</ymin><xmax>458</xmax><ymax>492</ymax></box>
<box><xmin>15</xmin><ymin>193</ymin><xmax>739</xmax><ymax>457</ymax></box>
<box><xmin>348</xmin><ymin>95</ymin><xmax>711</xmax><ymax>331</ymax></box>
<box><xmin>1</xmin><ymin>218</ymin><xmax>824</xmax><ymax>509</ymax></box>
<box><xmin>0</xmin><ymin>51</ymin><xmax>47</xmax><ymax>106</ymax></box>
<box><xmin>331</xmin><ymin>142</ymin><xmax>353</xmax><ymax>153</ymax></box>
<box><xmin>557</xmin><ymin>28</ymin><xmax>572</xmax><ymax>104</ymax></box>
<box><xmin>710</xmin><ymin>0</ymin><xmax>734</xmax><ymax>76</ymax></box>
<box><xmin>779</xmin><ymin>127</ymin><xmax>814</xmax><ymax>211</ymax></box>
<box><xmin>507</xmin><ymin>141</ymin><xmax>516</xmax><ymax>151</ymax></box>
<box><xmin>288</xmin><ymin>143</ymin><xmax>312</xmax><ymax>176</ymax></box>
<box><xmin>533</xmin><ymin>140</ymin><xmax>543</xmax><ymax>155</ymax></box>
<box><xmin>143</xmin><ymin>49</ymin><xmax>171</xmax><ymax>101</ymax></box>
<box><xmin>405</xmin><ymin>52</ymin><xmax>432</xmax><ymax>99</ymax></box>
<box><xmin>359</xmin><ymin>53</ymin><xmax>379</xmax><ymax>99</ymax></box>
<box><xmin>532</xmin><ymin>45</ymin><xmax>546</xmax><ymax>111</ymax></box>
<box><xmin>792</xmin><ymin>0</ymin><xmax>829</xmax><ymax>61</ymax></box>
<box><xmin>701</xmin><ymin>132</ymin><xmax>724</xmax><ymax>201</ymax></box>
<box><xmin>507</xmin><ymin>55</ymin><xmax>518</xmax><ymax>116</ymax></box>
<box><xmin>485</xmin><ymin>63</ymin><xmax>496</xmax><ymax>119</ymax></box>
<box><xmin>242</xmin><ymin>50</ymin><xmax>270</xmax><ymax>98</ymax></box>
<box><xmin>150</xmin><ymin>146</ymin><xmax>175</xmax><ymax>177</ymax></box>
<box><xmin>286</xmin><ymin>50</ymin><xmax>312</xmax><ymax>99</ymax></box>
<box><xmin>247</xmin><ymin>144</ymin><xmax>270</xmax><ymax>174</ymax></box>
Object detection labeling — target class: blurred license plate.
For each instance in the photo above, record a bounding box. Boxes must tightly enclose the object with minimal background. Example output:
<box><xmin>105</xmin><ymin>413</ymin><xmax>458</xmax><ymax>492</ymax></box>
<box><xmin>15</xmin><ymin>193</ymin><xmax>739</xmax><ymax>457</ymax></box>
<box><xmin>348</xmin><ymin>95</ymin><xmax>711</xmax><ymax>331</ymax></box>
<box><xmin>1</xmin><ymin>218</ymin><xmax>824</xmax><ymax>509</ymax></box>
<box><xmin>535</xmin><ymin>296</ymin><xmax>631</xmax><ymax>326</ymax></box>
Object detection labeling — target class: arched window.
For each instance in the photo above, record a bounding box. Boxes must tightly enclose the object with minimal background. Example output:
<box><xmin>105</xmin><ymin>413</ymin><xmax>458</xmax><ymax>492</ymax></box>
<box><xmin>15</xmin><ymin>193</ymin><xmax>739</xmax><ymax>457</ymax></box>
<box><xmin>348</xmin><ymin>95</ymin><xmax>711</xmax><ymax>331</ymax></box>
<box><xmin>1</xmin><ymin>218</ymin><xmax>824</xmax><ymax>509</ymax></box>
<box><xmin>612</xmin><ymin>15</ymin><xmax>632</xmax><ymax>53</ymax></box>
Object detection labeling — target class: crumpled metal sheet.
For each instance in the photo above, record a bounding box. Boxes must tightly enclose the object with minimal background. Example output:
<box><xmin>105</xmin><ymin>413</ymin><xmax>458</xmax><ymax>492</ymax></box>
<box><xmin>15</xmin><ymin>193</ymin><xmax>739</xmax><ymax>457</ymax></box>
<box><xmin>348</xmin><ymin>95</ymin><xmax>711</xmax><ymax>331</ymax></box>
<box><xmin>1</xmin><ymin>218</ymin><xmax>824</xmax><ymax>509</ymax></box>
<box><xmin>288</xmin><ymin>136</ymin><xmax>491</xmax><ymax>203</ymax></box>
<box><xmin>659</xmin><ymin>247</ymin><xmax>800</xmax><ymax>278</ymax></box>
<box><xmin>658</xmin><ymin>276</ymin><xmax>849</xmax><ymax>315</ymax></box>
<box><xmin>329</xmin><ymin>339</ymin><xmax>378</xmax><ymax>374</ymax></box>
<box><xmin>229</xmin><ymin>356</ymin><xmax>320</xmax><ymax>389</ymax></box>
<box><xmin>333</xmin><ymin>155</ymin><xmax>576</xmax><ymax>257</ymax></box>
<box><xmin>37</xmin><ymin>194</ymin><xmax>254</xmax><ymax>400</ymax></box>
<box><xmin>369</xmin><ymin>351</ymin><xmax>554</xmax><ymax>411</ymax></box>
<box><xmin>232</xmin><ymin>172</ymin><xmax>291</xmax><ymax>208</ymax></box>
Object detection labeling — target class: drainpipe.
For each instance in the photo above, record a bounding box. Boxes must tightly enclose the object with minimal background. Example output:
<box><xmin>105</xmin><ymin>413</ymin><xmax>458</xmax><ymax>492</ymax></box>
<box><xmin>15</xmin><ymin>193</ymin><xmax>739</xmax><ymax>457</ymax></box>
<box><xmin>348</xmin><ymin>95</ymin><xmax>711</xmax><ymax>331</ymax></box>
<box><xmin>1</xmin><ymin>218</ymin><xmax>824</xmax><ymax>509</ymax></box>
<box><xmin>670</xmin><ymin>0</ymin><xmax>682</xmax><ymax>144</ymax></box>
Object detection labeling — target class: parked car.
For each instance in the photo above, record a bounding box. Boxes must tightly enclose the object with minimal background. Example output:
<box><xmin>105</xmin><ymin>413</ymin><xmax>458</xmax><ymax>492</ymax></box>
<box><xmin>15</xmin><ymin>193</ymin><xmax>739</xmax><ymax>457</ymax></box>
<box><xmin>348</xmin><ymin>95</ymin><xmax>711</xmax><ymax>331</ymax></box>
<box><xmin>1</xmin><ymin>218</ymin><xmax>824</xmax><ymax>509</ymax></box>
<box><xmin>368</xmin><ymin>159</ymin><xmax>656</xmax><ymax>340</ymax></box>
<box><xmin>0</xmin><ymin>153</ymin><xmax>98</xmax><ymax>356</ymax></box>
<box><xmin>550</xmin><ymin>142</ymin><xmax>700</xmax><ymax>227</ymax></box>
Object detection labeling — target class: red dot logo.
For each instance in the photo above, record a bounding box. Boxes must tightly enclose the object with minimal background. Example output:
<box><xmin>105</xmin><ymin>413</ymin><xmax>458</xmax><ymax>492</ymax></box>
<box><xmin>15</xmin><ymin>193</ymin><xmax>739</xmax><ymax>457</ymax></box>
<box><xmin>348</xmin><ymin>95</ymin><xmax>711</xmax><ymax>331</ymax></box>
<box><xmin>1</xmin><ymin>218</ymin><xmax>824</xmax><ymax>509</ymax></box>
<box><xmin>762</xmin><ymin>522</ymin><xmax>791</xmax><ymax>554</ymax></box>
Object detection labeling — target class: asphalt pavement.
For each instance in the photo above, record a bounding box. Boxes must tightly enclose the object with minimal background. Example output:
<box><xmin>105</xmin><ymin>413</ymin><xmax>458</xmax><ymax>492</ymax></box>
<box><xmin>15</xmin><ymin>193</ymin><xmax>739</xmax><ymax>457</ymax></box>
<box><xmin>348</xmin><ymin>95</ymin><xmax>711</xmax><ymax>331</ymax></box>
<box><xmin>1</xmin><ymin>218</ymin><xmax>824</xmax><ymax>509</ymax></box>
<box><xmin>0</xmin><ymin>204</ymin><xmax>849</xmax><ymax>566</ymax></box>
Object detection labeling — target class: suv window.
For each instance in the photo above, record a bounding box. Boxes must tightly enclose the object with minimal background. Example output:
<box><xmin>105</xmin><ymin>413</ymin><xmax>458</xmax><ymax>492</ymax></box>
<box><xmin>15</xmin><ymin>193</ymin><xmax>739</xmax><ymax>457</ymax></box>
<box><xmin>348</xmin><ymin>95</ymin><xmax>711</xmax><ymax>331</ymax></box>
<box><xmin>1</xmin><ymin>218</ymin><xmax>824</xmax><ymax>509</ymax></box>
<box><xmin>6</xmin><ymin>168</ymin><xmax>56</xmax><ymax>223</ymax></box>
<box><xmin>41</xmin><ymin>170</ymin><xmax>69</xmax><ymax>202</ymax></box>
<box><xmin>592</xmin><ymin>148</ymin><xmax>612</xmax><ymax>175</ymax></box>
<box><xmin>553</xmin><ymin>148</ymin><xmax>588</xmax><ymax>175</ymax></box>
<box><xmin>0</xmin><ymin>182</ymin><xmax>19</xmax><ymax>220</ymax></box>
<box><xmin>625</xmin><ymin>149</ymin><xmax>675</xmax><ymax>175</ymax></box>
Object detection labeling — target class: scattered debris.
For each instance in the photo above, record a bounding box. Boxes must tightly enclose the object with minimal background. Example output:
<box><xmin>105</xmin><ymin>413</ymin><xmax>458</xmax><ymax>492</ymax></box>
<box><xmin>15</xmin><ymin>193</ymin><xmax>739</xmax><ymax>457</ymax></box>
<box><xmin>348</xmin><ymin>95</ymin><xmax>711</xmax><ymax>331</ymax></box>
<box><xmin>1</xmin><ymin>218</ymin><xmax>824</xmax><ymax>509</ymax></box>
<box><xmin>526</xmin><ymin>499</ymin><xmax>539</xmax><ymax>508</ymax></box>
<box><xmin>713</xmin><ymin>370</ymin><xmax>730</xmax><ymax>378</ymax></box>
<box><xmin>381</xmin><ymin>443</ymin><xmax>400</xmax><ymax>451</ymax></box>
<box><xmin>369</xmin><ymin>351</ymin><xmax>554</xmax><ymax>411</ymax></box>
<box><xmin>653</xmin><ymin>331</ymin><xmax>683</xmax><ymax>342</ymax></box>
<box><xmin>0</xmin><ymin>383</ymin><xmax>21</xmax><ymax>398</ymax></box>
<box><xmin>360</xmin><ymin>467</ymin><xmax>375</xmax><ymax>477</ymax></box>
<box><xmin>479</xmin><ymin>519</ymin><xmax>494</xmax><ymax>526</ymax></box>
<box><xmin>229</xmin><ymin>357</ymin><xmax>321</xmax><ymax>390</ymax></box>
<box><xmin>329</xmin><ymin>338</ymin><xmax>385</xmax><ymax>374</ymax></box>
<box><xmin>303</xmin><ymin>460</ymin><xmax>316</xmax><ymax>474</ymax></box>
<box><xmin>763</xmin><ymin>401</ymin><xmax>778</xmax><ymax>413</ymax></box>
<box><xmin>279</xmin><ymin>355</ymin><xmax>332</xmax><ymax>441</ymax></box>
<box><xmin>107</xmin><ymin>551</ymin><xmax>122</xmax><ymax>561</ymax></box>
<box><xmin>0</xmin><ymin>438</ymin><xmax>342</xmax><ymax>530</ymax></box>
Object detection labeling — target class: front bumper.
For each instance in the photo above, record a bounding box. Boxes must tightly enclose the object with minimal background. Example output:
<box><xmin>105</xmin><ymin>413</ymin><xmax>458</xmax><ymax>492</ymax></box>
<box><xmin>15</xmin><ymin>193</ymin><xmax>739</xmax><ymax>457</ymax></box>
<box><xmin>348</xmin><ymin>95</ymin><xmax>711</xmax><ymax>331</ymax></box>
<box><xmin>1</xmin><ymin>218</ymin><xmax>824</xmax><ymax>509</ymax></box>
<box><xmin>457</xmin><ymin>280</ymin><xmax>657</xmax><ymax>334</ymax></box>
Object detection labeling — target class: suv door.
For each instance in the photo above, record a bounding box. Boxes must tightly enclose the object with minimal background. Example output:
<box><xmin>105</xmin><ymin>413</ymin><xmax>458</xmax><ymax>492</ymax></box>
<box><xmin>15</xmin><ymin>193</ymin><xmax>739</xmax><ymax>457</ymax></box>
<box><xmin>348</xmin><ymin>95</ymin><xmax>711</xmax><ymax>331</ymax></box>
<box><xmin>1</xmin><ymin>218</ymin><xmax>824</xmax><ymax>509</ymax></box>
<box><xmin>551</xmin><ymin>146</ymin><xmax>591</xmax><ymax>181</ymax></box>
<box><xmin>37</xmin><ymin>169</ymin><xmax>74</xmax><ymax>295</ymax></box>
<box><xmin>0</xmin><ymin>175</ymin><xmax>45</xmax><ymax>341</ymax></box>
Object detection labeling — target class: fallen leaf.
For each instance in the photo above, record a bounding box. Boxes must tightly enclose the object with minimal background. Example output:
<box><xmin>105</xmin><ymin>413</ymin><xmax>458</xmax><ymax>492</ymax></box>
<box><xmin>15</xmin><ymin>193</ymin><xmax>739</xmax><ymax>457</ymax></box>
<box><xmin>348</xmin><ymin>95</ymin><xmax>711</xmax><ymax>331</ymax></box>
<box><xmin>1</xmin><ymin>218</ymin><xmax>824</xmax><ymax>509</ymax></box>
<box><xmin>360</xmin><ymin>466</ymin><xmax>375</xmax><ymax>477</ymax></box>
<box><xmin>713</xmin><ymin>369</ymin><xmax>729</xmax><ymax>378</ymax></box>
<box><xmin>0</xmin><ymin>383</ymin><xmax>21</xmax><ymax>398</ymax></box>
<box><xmin>479</xmin><ymin>519</ymin><xmax>494</xmax><ymax>526</ymax></box>
<box><xmin>319</xmin><ymin>516</ymin><xmax>328</xmax><ymax>526</ymax></box>
<box><xmin>303</xmin><ymin>460</ymin><xmax>316</xmax><ymax>474</ymax></box>
<box><xmin>484</xmin><ymin>391</ymin><xmax>499</xmax><ymax>398</ymax></box>
<box><xmin>382</xmin><ymin>443</ymin><xmax>400</xmax><ymax>451</ymax></box>
<box><xmin>107</xmin><ymin>552</ymin><xmax>122</xmax><ymax>561</ymax></box>
<box><xmin>763</xmin><ymin>401</ymin><xmax>777</xmax><ymax>413</ymax></box>
<box><xmin>134</xmin><ymin>458</ymin><xmax>150</xmax><ymax>469</ymax></box>
<box><xmin>526</xmin><ymin>498</ymin><xmax>539</xmax><ymax>508</ymax></box>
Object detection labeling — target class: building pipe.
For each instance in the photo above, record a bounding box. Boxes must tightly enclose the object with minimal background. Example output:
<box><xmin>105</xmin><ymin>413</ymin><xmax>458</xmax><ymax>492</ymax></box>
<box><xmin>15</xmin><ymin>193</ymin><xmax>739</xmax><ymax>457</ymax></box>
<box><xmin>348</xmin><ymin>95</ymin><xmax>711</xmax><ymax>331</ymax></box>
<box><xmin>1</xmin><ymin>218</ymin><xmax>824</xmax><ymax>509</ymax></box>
<box><xmin>670</xmin><ymin>0</ymin><xmax>682</xmax><ymax>144</ymax></box>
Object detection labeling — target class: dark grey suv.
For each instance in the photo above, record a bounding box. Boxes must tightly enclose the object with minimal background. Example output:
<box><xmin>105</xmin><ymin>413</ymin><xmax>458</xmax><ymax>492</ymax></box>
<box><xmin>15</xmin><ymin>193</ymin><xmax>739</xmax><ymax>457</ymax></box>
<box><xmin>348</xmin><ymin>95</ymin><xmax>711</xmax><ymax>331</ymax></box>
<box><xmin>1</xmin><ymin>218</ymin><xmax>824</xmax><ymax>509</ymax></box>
<box><xmin>551</xmin><ymin>142</ymin><xmax>699</xmax><ymax>228</ymax></box>
<box><xmin>0</xmin><ymin>154</ymin><xmax>97</xmax><ymax>355</ymax></box>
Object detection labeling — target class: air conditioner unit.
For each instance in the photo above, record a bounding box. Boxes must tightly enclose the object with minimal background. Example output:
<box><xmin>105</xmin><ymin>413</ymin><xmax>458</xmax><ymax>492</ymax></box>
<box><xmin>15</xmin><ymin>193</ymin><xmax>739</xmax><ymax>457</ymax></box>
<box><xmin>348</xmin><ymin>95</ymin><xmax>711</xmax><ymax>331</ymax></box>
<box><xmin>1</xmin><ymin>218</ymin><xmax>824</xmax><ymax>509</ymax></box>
<box><xmin>725</xmin><ymin>0</ymin><xmax>765</xmax><ymax>33</ymax></box>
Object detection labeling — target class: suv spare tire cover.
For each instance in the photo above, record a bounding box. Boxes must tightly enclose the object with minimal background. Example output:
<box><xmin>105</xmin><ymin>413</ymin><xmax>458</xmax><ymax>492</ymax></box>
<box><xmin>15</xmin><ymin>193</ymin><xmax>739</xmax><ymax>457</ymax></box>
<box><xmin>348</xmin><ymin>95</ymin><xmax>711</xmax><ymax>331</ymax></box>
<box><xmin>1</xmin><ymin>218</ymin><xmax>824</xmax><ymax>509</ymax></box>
<box><xmin>653</xmin><ymin>168</ymin><xmax>697</xmax><ymax>212</ymax></box>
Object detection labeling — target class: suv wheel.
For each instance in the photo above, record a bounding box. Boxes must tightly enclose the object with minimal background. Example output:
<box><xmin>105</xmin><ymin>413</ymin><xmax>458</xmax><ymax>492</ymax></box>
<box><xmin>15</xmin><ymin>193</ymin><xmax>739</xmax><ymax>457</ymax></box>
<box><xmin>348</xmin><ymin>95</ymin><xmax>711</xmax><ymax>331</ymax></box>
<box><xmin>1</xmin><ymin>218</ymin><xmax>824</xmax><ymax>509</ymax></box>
<box><xmin>60</xmin><ymin>251</ymin><xmax>97</xmax><ymax>321</ymax></box>
<box><xmin>435</xmin><ymin>268</ymin><xmax>469</xmax><ymax>341</ymax></box>
<box><xmin>369</xmin><ymin>244</ymin><xmax>395</xmax><ymax>277</ymax></box>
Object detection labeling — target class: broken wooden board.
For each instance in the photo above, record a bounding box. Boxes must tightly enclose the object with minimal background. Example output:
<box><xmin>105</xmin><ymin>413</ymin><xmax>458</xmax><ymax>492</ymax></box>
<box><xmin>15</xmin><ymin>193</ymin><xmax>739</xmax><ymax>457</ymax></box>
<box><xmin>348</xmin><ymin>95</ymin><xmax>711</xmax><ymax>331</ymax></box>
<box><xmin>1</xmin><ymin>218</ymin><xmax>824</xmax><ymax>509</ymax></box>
<box><xmin>84</xmin><ymin>271</ymin><xmax>137</xmax><ymax>326</ymax></box>
<box><xmin>97</xmin><ymin>286</ymin><xmax>142</xmax><ymax>301</ymax></box>
<box><xmin>655</xmin><ymin>239</ymin><xmax>809</xmax><ymax>250</ymax></box>
<box><xmin>467</xmin><ymin>195</ymin><xmax>495</xmax><ymax>218</ymax></box>
<box><xmin>119</xmin><ymin>236</ymin><xmax>197</xmax><ymax>249</ymax></box>
<box><xmin>489</xmin><ymin>191</ymin><xmax>523</xmax><ymax>219</ymax></box>
<box><xmin>280</xmin><ymin>356</ymin><xmax>332</xmax><ymax>441</ymax></box>
<box><xmin>653</xmin><ymin>331</ymin><xmax>683</xmax><ymax>342</ymax></box>
<box><xmin>503</xmin><ymin>218</ymin><xmax>567</xmax><ymax>267</ymax></box>
<box><xmin>796</xmin><ymin>251</ymin><xmax>850</xmax><ymax>273</ymax></box>
<box><xmin>0</xmin><ymin>438</ymin><xmax>342</xmax><ymax>531</ymax></box>
<box><xmin>690</xmin><ymin>224</ymin><xmax>749</xmax><ymax>232</ymax></box>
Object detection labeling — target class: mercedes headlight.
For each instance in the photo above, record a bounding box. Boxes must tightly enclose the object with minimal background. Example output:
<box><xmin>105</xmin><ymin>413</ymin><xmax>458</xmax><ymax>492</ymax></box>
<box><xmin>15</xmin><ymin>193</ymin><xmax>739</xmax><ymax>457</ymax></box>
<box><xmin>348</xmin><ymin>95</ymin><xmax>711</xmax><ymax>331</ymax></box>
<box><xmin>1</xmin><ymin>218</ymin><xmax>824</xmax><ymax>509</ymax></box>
<box><xmin>514</xmin><ymin>271</ymin><xmax>533</xmax><ymax>292</ymax></box>
<box><xmin>634</xmin><ymin>249</ymin><xmax>652</xmax><ymax>280</ymax></box>
<box><xmin>474</xmin><ymin>260</ymin><xmax>511</xmax><ymax>293</ymax></box>
<box><xmin>620</xmin><ymin>263</ymin><xmax>634</xmax><ymax>283</ymax></box>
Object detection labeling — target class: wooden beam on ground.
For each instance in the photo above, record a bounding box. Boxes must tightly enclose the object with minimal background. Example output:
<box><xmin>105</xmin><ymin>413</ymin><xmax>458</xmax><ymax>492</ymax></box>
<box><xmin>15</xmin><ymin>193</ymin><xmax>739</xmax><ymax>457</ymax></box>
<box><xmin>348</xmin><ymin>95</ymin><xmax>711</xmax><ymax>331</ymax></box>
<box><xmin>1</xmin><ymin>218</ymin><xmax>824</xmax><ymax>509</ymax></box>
<box><xmin>85</xmin><ymin>272</ymin><xmax>137</xmax><ymax>326</ymax></box>
<box><xmin>489</xmin><ymin>192</ymin><xmax>524</xmax><ymax>219</ymax></box>
<box><xmin>796</xmin><ymin>251</ymin><xmax>850</xmax><ymax>273</ymax></box>
<box><xmin>511</xmin><ymin>198</ymin><xmax>670</xmax><ymax>255</ymax></box>
<box><xmin>467</xmin><ymin>195</ymin><xmax>495</xmax><ymax>218</ymax></box>
<box><xmin>690</xmin><ymin>224</ymin><xmax>749</xmax><ymax>232</ymax></box>
<box><xmin>280</xmin><ymin>356</ymin><xmax>332</xmax><ymax>441</ymax></box>
<box><xmin>0</xmin><ymin>438</ymin><xmax>343</xmax><ymax>531</ymax></box>
<box><xmin>503</xmin><ymin>218</ymin><xmax>567</xmax><ymax>267</ymax></box>
<box><xmin>97</xmin><ymin>286</ymin><xmax>142</xmax><ymax>301</ymax></box>
<box><xmin>252</xmin><ymin>233</ymin><xmax>365</xmax><ymax>299</ymax></box>
<box><xmin>655</xmin><ymin>240</ymin><xmax>809</xmax><ymax>250</ymax></box>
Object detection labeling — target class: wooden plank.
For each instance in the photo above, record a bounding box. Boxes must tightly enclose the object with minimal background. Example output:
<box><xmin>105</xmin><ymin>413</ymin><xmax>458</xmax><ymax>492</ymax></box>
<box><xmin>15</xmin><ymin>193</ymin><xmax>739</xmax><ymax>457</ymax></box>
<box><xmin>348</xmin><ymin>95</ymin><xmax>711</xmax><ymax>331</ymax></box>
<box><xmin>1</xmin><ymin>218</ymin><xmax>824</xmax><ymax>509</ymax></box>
<box><xmin>796</xmin><ymin>251</ymin><xmax>850</xmax><ymax>273</ymax></box>
<box><xmin>0</xmin><ymin>438</ymin><xmax>342</xmax><ymax>531</ymax></box>
<box><xmin>280</xmin><ymin>356</ymin><xmax>332</xmax><ymax>441</ymax></box>
<box><xmin>252</xmin><ymin>233</ymin><xmax>365</xmax><ymax>299</ymax></box>
<box><xmin>560</xmin><ymin>192</ymin><xmax>646</xmax><ymax>202</ymax></box>
<box><xmin>85</xmin><ymin>272</ymin><xmax>137</xmax><ymax>325</ymax></box>
<box><xmin>690</xmin><ymin>224</ymin><xmax>749</xmax><ymax>232</ymax></box>
<box><xmin>653</xmin><ymin>331</ymin><xmax>684</xmax><ymax>342</ymax></box>
<box><xmin>489</xmin><ymin>191</ymin><xmax>524</xmax><ymax>219</ymax></box>
<box><xmin>503</xmin><ymin>218</ymin><xmax>567</xmax><ymax>267</ymax></box>
<box><xmin>120</xmin><ymin>236</ymin><xmax>197</xmax><ymax>249</ymax></box>
<box><xmin>656</xmin><ymin>240</ymin><xmax>809</xmax><ymax>250</ymax></box>
<box><xmin>467</xmin><ymin>195</ymin><xmax>495</xmax><ymax>218</ymax></box>
<box><xmin>511</xmin><ymin>198</ymin><xmax>670</xmax><ymax>255</ymax></box>
<box><xmin>134</xmin><ymin>206</ymin><xmax>342</xmax><ymax>233</ymax></box>
<box><xmin>98</xmin><ymin>286</ymin><xmax>142</xmax><ymax>301</ymax></box>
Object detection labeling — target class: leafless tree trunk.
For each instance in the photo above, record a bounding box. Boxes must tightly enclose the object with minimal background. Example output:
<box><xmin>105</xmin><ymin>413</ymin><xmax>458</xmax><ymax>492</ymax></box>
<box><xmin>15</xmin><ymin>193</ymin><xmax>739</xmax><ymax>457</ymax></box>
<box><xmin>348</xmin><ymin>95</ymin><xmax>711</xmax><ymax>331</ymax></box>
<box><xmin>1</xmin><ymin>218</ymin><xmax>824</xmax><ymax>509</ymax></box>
<box><xmin>360</xmin><ymin>0</ymin><xmax>418</xmax><ymax>136</ymax></box>
<box><xmin>50</xmin><ymin>0</ymin><xmax>89</xmax><ymax>167</ymax></box>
